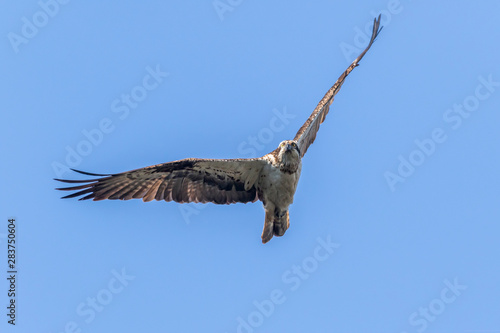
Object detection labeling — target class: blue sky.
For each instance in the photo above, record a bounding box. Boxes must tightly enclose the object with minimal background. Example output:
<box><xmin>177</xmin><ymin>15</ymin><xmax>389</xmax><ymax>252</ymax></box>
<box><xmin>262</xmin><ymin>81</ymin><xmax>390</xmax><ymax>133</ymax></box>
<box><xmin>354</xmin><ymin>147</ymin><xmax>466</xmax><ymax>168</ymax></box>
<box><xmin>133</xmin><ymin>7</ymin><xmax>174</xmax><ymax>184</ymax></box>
<box><xmin>2</xmin><ymin>1</ymin><xmax>500</xmax><ymax>332</ymax></box>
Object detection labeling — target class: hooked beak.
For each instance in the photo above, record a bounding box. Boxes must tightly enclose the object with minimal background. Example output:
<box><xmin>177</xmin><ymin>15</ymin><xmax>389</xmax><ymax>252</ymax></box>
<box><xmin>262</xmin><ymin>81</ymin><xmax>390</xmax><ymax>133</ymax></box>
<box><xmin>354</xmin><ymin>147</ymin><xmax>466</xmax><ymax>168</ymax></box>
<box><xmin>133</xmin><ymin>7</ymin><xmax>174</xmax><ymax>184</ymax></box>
<box><xmin>284</xmin><ymin>142</ymin><xmax>300</xmax><ymax>156</ymax></box>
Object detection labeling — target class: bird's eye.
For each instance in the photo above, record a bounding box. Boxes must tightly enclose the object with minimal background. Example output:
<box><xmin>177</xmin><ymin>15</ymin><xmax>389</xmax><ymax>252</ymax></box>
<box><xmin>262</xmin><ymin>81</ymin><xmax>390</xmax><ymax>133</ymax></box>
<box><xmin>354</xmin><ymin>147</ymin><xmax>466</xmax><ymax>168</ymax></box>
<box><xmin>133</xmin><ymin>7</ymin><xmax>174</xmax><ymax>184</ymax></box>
<box><xmin>292</xmin><ymin>142</ymin><xmax>297</xmax><ymax>147</ymax></box>
<box><xmin>281</xmin><ymin>142</ymin><xmax>285</xmax><ymax>147</ymax></box>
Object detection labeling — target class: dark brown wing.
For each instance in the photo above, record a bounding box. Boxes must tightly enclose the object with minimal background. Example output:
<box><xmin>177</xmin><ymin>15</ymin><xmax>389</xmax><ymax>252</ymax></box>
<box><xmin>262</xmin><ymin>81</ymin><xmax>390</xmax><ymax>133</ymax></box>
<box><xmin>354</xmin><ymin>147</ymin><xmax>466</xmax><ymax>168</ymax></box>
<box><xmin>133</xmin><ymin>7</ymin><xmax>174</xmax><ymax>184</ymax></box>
<box><xmin>55</xmin><ymin>158</ymin><xmax>268</xmax><ymax>204</ymax></box>
<box><xmin>294</xmin><ymin>15</ymin><xmax>383</xmax><ymax>157</ymax></box>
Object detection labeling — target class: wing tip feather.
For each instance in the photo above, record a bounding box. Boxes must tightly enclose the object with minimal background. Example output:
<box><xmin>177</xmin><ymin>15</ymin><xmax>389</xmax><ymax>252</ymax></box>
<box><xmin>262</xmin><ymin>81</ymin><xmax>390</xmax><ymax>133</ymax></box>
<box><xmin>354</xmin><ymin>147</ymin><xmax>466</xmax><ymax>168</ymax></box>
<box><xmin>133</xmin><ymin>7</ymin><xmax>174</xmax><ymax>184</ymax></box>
<box><xmin>70</xmin><ymin>168</ymin><xmax>111</xmax><ymax>177</ymax></box>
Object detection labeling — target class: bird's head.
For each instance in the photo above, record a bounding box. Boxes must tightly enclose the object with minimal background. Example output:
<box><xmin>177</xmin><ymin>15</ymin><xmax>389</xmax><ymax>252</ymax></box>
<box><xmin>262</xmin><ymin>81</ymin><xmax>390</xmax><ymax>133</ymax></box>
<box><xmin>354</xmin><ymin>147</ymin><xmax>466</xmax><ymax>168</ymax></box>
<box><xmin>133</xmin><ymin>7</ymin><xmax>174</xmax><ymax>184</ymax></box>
<box><xmin>277</xmin><ymin>140</ymin><xmax>301</xmax><ymax>173</ymax></box>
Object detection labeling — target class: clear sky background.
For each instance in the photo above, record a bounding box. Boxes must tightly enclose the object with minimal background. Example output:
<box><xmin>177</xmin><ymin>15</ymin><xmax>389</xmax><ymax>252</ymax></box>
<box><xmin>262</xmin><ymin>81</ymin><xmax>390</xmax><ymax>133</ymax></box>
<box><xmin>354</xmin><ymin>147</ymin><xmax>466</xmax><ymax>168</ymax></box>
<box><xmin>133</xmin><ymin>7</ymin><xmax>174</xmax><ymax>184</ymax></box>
<box><xmin>2</xmin><ymin>1</ymin><xmax>500</xmax><ymax>332</ymax></box>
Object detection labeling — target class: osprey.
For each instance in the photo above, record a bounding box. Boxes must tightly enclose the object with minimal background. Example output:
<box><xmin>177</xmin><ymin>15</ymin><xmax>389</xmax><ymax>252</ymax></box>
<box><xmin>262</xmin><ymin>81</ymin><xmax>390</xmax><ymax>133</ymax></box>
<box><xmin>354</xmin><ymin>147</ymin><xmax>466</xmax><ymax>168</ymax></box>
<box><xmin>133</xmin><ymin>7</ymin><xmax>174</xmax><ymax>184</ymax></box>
<box><xmin>56</xmin><ymin>17</ymin><xmax>382</xmax><ymax>243</ymax></box>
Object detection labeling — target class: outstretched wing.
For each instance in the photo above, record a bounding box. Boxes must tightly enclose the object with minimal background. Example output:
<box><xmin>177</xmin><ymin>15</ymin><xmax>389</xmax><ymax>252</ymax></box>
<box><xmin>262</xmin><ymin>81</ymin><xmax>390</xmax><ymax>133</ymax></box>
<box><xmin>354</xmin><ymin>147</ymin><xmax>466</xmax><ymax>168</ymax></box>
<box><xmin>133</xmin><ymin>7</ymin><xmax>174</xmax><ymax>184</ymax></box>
<box><xmin>294</xmin><ymin>15</ymin><xmax>383</xmax><ymax>157</ymax></box>
<box><xmin>55</xmin><ymin>158</ymin><xmax>268</xmax><ymax>204</ymax></box>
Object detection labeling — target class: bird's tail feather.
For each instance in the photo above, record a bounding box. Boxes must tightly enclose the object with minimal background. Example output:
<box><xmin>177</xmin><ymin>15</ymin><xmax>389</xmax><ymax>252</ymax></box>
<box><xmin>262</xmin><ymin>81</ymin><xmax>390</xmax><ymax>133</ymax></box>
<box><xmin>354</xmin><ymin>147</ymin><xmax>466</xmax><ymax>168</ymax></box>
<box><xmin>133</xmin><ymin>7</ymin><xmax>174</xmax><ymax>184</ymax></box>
<box><xmin>261</xmin><ymin>211</ymin><xmax>274</xmax><ymax>244</ymax></box>
<box><xmin>261</xmin><ymin>210</ymin><xmax>290</xmax><ymax>244</ymax></box>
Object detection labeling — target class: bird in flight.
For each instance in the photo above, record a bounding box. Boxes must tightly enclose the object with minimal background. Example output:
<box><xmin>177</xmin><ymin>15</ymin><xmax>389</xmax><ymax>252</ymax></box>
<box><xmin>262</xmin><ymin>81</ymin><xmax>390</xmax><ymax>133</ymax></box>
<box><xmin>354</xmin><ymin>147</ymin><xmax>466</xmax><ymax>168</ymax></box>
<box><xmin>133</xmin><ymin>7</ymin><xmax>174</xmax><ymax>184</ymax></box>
<box><xmin>56</xmin><ymin>16</ymin><xmax>383</xmax><ymax>244</ymax></box>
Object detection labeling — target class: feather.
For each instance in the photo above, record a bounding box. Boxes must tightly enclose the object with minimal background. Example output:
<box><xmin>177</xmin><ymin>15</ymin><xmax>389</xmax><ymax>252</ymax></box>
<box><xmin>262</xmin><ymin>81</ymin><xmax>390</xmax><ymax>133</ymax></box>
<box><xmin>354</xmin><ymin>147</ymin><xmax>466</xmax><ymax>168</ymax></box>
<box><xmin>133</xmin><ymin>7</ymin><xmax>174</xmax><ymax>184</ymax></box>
<box><xmin>55</xmin><ymin>158</ymin><xmax>267</xmax><ymax>205</ymax></box>
<box><xmin>294</xmin><ymin>15</ymin><xmax>382</xmax><ymax>157</ymax></box>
